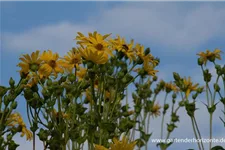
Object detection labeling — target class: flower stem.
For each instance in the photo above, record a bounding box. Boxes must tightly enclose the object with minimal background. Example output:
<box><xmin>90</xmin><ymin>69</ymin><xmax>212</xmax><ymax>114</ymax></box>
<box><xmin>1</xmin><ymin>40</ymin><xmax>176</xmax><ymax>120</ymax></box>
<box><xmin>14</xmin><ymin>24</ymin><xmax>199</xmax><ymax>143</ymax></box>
<box><xmin>191</xmin><ymin>117</ymin><xmax>201</xmax><ymax>150</ymax></box>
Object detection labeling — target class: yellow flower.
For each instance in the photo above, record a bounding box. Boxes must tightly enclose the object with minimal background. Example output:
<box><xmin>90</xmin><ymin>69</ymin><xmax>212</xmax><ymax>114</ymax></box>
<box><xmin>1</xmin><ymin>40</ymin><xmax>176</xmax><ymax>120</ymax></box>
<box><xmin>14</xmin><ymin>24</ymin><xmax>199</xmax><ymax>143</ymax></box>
<box><xmin>17</xmin><ymin>50</ymin><xmax>42</xmax><ymax>75</ymax></box>
<box><xmin>183</xmin><ymin>77</ymin><xmax>199</xmax><ymax>98</ymax></box>
<box><xmin>95</xmin><ymin>145</ymin><xmax>108</xmax><ymax>150</ymax></box>
<box><xmin>76</xmin><ymin>67</ymin><xmax>87</xmax><ymax>80</ymax></box>
<box><xmin>151</xmin><ymin>103</ymin><xmax>161</xmax><ymax>118</ymax></box>
<box><xmin>143</xmin><ymin>63</ymin><xmax>158</xmax><ymax>76</ymax></box>
<box><xmin>134</xmin><ymin>43</ymin><xmax>145</xmax><ymax>58</ymax></box>
<box><xmin>111</xmin><ymin>36</ymin><xmax>136</xmax><ymax>62</ymax></box>
<box><xmin>7</xmin><ymin>113</ymin><xmax>32</xmax><ymax>141</ymax></box>
<box><xmin>52</xmin><ymin>109</ymin><xmax>70</xmax><ymax>120</ymax></box>
<box><xmin>38</xmin><ymin>50</ymin><xmax>64</xmax><ymax>78</ymax></box>
<box><xmin>78</xmin><ymin>47</ymin><xmax>108</xmax><ymax>64</ymax></box>
<box><xmin>143</xmin><ymin>54</ymin><xmax>158</xmax><ymax>67</ymax></box>
<box><xmin>95</xmin><ymin>135</ymin><xmax>136</xmax><ymax>150</ymax></box>
<box><xmin>165</xmin><ymin>82</ymin><xmax>179</xmax><ymax>93</ymax></box>
<box><xmin>60</xmin><ymin>48</ymin><xmax>82</xmax><ymax>72</ymax></box>
<box><xmin>76</xmin><ymin>31</ymin><xmax>113</xmax><ymax>56</ymax></box>
<box><xmin>197</xmin><ymin>49</ymin><xmax>222</xmax><ymax>65</ymax></box>
<box><xmin>26</xmin><ymin>72</ymin><xmax>39</xmax><ymax>87</ymax></box>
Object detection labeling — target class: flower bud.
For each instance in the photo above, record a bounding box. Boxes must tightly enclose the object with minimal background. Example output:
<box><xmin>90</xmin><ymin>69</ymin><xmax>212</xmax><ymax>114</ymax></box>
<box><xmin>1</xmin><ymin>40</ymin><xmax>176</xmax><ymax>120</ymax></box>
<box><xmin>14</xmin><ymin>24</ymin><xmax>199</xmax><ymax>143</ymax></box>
<box><xmin>197</xmin><ymin>87</ymin><xmax>204</xmax><ymax>93</ymax></box>
<box><xmin>167</xmin><ymin>123</ymin><xmax>177</xmax><ymax>132</ymax></box>
<box><xmin>8</xmin><ymin>141</ymin><xmax>19</xmax><ymax>150</ymax></box>
<box><xmin>207</xmin><ymin>104</ymin><xmax>216</xmax><ymax>114</ymax></box>
<box><xmin>173</xmin><ymin>72</ymin><xmax>180</xmax><ymax>81</ymax></box>
<box><xmin>179</xmin><ymin>101</ymin><xmax>185</xmax><ymax>107</ymax></box>
<box><xmin>197</xmin><ymin>57</ymin><xmax>204</xmax><ymax>66</ymax></box>
<box><xmin>172</xmin><ymin>93</ymin><xmax>177</xmax><ymax>99</ymax></box>
<box><xmin>171</xmin><ymin>113</ymin><xmax>179</xmax><ymax>122</ymax></box>
<box><xmin>153</xmin><ymin>76</ymin><xmax>158</xmax><ymax>81</ymax></box>
<box><xmin>9</xmin><ymin>77</ymin><xmax>15</xmax><ymax>88</ymax></box>
<box><xmin>4</xmin><ymin>95</ymin><xmax>10</xmax><ymax>106</ymax></box>
<box><xmin>214</xmin><ymin>83</ymin><xmax>220</xmax><ymax>92</ymax></box>
<box><xmin>37</xmin><ymin>128</ymin><xmax>49</xmax><ymax>141</ymax></box>
<box><xmin>203</xmin><ymin>69</ymin><xmax>212</xmax><ymax>82</ymax></box>
<box><xmin>192</xmin><ymin>93</ymin><xmax>198</xmax><ymax>100</ymax></box>
<box><xmin>68</xmin><ymin>74</ymin><xmax>76</xmax><ymax>82</ymax></box>
<box><xmin>11</xmin><ymin>101</ymin><xmax>18</xmax><ymax>109</ymax></box>
<box><xmin>136</xmin><ymin>57</ymin><xmax>143</xmax><ymax>65</ymax></box>
<box><xmin>7</xmin><ymin>134</ymin><xmax>13</xmax><ymax>141</ymax></box>
<box><xmin>220</xmin><ymin>98</ymin><xmax>225</xmax><ymax>105</ymax></box>
<box><xmin>144</xmin><ymin>48</ymin><xmax>151</xmax><ymax>55</ymax></box>
<box><xmin>215</xmin><ymin>64</ymin><xmax>222</xmax><ymax>75</ymax></box>
<box><xmin>87</xmin><ymin>61</ymin><xmax>94</xmax><ymax>69</ymax></box>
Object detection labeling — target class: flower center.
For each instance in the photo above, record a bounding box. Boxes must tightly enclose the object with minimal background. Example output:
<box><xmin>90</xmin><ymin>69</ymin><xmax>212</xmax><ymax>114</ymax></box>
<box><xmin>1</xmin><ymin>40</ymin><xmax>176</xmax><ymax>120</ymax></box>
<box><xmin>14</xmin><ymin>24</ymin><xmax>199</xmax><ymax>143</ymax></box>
<box><xmin>71</xmin><ymin>58</ymin><xmax>79</xmax><ymax>64</ymax></box>
<box><xmin>122</xmin><ymin>44</ymin><xmax>129</xmax><ymax>51</ymax></box>
<box><xmin>48</xmin><ymin>60</ymin><xmax>56</xmax><ymax>68</ymax></box>
<box><xmin>29</xmin><ymin>63</ymin><xmax>39</xmax><ymax>72</ymax></box>
<box><xmin>95</xmin><ymin>43</ymin><xmax>104</xmax><ymax>51</ymax></box>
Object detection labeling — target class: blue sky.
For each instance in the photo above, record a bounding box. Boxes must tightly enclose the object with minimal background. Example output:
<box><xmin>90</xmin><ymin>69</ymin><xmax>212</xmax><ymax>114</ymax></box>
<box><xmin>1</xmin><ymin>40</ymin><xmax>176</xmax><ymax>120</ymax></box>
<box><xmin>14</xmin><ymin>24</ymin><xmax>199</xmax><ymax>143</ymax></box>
<box><xmin>1</xmin><ymin>1</ymin><xmax>225</xmax><ymax>150</ymax></box>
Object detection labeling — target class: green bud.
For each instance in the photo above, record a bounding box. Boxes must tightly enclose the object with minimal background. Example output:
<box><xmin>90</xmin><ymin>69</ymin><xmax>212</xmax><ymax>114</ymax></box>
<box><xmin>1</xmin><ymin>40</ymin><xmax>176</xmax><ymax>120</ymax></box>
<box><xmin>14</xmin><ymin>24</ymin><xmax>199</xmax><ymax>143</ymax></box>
<box><xmin>4</xmin><ymin>95</ymin><xmax>10</xmax><ymax>106</ymax></box>
<box><xmin>11</xmin><ymin>101</ymin><xmax>18</xmax><ymax>109</ymax></box>
<box><xmin>8</xmin><ymin>140</ymin><xmax>19</xmax><ymax>150</ymax></box>
<box><xmin>33</xmin><ymin>93</ymin><xmax>39</xmax><ymax>100</ymax></box>
<box><xmin>30</xmin><ymin>122</ymin><xmax>38</xmax><ymax>132</ymax></box>
<box><xmin>167</xmin><ymin>123</ymin><xmax>177</xmax><ymax>132</ymax></box>
<box><xmin>203</xmin><ymin>69</ymin><xmax>212</xmax><ymax>82</ymax></box>
<box><xmin>185</xmin><ymin>102</ymin><xmax>196</xmax><ymax>117</ymax></box>
<box><xmin>68</xmin><ymin>74</ymin><xmax>76</xmax><ymax>82</ymax></box>
<box><xmin>197</xmin><ymin>57</ymin><xmax>204</xmax><ymax>66</ymax></box>
<box><xmin>173</xmin><ymin>72</ymin><xmax>180</xmax><ymax>81</ymax></box>
<box><xmin>192</xmin><ymin>93</ymin><xmax>198</xmax><ymax>100</ymax></box>
<box><xmin>87</xmin><ymin>61</ymin><xmax>94</xmax><ymax>69</ymax></box>
<box><xmin>144</xmin><ymin>48</ymin><xmax>151</xmax><ymax>55</ymax></box>
<box><xmin>164</xmin><ymin>104</ymin><xmax>169</xmax><ymax>111</ymax></box>
<box><xmin>179</xmin><ymin>101</ymin><xmax>185</xmax><ymax>107</ymax></box>
<box><xmin>220</xmin><ymin>98</ymin><xmax>225</xmax><ymax>105</ymax></box>
<box><xmin>9</xmin><ymin>77</ymin><xmax>15</xmax><ymax>88</ymax></box>
<box><xmin>208</xmin><ymin>104</ymin><xmax>216</xmax><ymax>114</ymax></box>
<box><xmin>138</xmin><ymin>68</ymin><xmax>146</xmax><ymax>77</ymax></box>
<box><xmin>197</xmin><ymin>87</ymin><xmax>204</xmax><ymax>93</ymax></box>
<box><xmin>153</xmin><ymin>76</ymin><xmax>158</xmax><ymax>81</ymax></box>
<box><xmin>171</xmin><ymin>113</ymin><xmax>179</xmax><ymax>122</ymax></box>
<box><xmin>214</xmin><ymin>83</ymin><xmax>220</xmax><ymax>92</ymax></box>
<box><xmin>37</xmin><ymin>128</ymin><xmax>49</xmax><ymax>141</ymax></box>
<box><xmin>7</xmin><ymin>134</ymin><xmax>13</xmax><ymax>141</ymax></box>
<box><xmin>24</xmin><ymin>88</ymin><xmax>33</xmax><ymax>100</ymax></box>
<box><xmin>172</xmin><ymin>93</ymin><xmax>177</xmax><ymax>99</ymax></box>
<box><xmin>136</xmin><ymin>57</ymin><xmax>143</xmax><ymax>65</ymax></box>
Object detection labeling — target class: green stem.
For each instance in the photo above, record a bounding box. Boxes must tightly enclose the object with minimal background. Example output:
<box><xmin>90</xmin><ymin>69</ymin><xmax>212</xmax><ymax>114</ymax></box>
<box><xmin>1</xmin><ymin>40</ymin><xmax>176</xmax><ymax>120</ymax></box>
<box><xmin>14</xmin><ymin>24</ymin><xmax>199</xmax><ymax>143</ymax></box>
<box><xmin>191</xmin><ymin>117</ymin><xmax>201</xmax><ymax>150</ymax></box>
<box><xmin>193</xmin><ymin>116</ymin><xmax>204</xmax><ymax>150</ymax></box>
<box><xmin>209</xmin><ymin>113</ymin><xmax>213</xmax><ymax>150</ymax></box>
<box><xmin>160</xmin><ymin>93</ymin><xmax>168</xmax><ymax>139</ymax></box>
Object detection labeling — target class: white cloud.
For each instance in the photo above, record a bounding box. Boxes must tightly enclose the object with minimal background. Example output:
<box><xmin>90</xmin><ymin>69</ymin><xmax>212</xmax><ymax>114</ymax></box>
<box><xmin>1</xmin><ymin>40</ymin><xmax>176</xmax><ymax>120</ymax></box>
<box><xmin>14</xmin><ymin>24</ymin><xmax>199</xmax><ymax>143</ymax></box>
<box><xmin>2</xmin><ymin>3</ymin><xmax>225</xmax><ymax>53</ymax></box>
<box><xmin>3</xmin><ymin>22</ymin><xmax>94</xmax><ymax>55</ymax></box>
